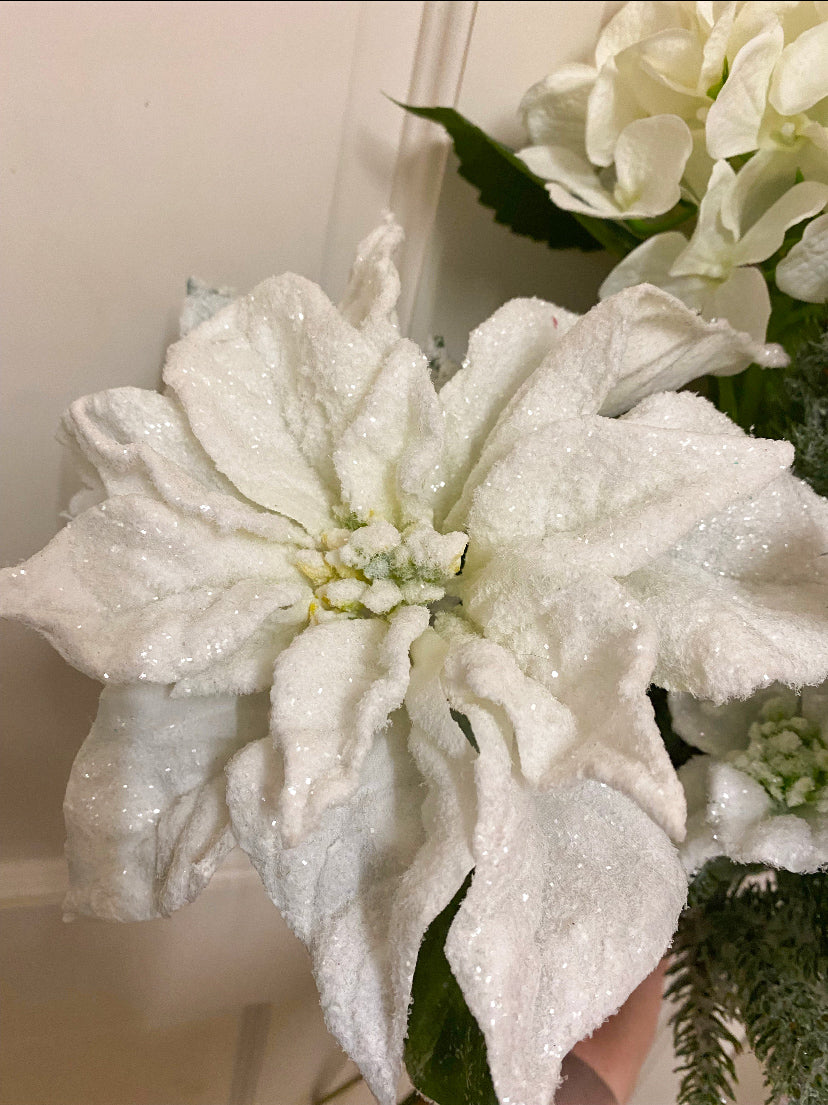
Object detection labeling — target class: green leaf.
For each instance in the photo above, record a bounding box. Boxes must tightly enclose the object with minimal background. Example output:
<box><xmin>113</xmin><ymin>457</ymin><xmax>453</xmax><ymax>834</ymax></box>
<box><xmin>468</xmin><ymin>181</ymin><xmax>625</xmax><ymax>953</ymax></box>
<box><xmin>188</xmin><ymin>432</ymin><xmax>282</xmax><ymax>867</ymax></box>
<box><xmin>395</xmin><ymin>101</ymin><xmax>639</xmax><ymax>256</ymax></box>
<box><xmin>405</xmin><ymin>872</ymin><xmax>498</xmax><ymax>1105</ymax></box>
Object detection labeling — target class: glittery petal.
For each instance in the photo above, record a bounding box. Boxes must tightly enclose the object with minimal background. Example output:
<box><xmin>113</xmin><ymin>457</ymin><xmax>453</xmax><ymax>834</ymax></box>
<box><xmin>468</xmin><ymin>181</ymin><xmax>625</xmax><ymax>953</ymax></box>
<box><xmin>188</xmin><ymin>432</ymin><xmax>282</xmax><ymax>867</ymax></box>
<box><xmin>445</xmin><ymin>288</ymin><xmax>784</xmax><ymax>529</ymax></box>
<box><xmin>334</xmin><ymin>339</ymin><xmax>442</xmax><ymax>526</ymax></box>
<box><xmin>463</xmin><ymin>409</ymin><xmax>790</xmax><ymax>585</ymax></box>
<box><xmin>60</xmin><ymin>387</ymin><xmax>311</xmax><ymax>545</ymax></box>
<box><xmin>668</xmin><ymin>685</ymin><xmax>800</xmax><ymax>756</ymax></box>
<box><xmin>164</xmin><ymin>223</ymin><xmax>407</xmax><ymax>536</ymax></box>
<box><xmin>225</xmin><ymin>714</ymin><xmax>424</xmax><ymax>1105</ymax></box>
<box><xmin>444</xmin><ymin>712</ymin><xmax>686</xmax><ymax>1105</ymax></box>
<box><xmin>273</xmin><ymin>605</ymin><xmax>429</xmax><ymax>846</ymax></box>
<box><xmin>0</xmin><ymin>496</ymin><xmax>308</xmax><ymax>690</ymax></box>
<box><xmin>337</xmin><ymin>214</ymin><xmax>404</xmax><ymax>355</ymax></box>
<box><xmin>630</xmin><ymin>472</ymin><xmax>828</xmax><ymax>700</ymax></box>
<box><xmin>435</xmin><ymin>298</ymin><xmax>579</xmax><ymax>527</ymax></box>
<box><xmin>63</xmin><ymin>683</ymin><xmax>268</xmax><ymax>921</ymax></box>
<box><xmin>679</xmin><ymin>757</ymin><xmax>828</xmax><ymax>874</ymax></box>
<box><xmin>459</xmin><ymin>565</ymin><xmax>684</xmax><ymax>840</ymax></box>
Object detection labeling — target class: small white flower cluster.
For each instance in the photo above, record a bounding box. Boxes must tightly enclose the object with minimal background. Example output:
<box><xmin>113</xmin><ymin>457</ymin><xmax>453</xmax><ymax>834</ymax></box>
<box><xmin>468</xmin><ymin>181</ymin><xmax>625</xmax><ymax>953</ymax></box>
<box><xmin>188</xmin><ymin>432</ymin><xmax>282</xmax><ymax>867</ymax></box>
<box><xmin>519</xmin><ymin>1</ymin><xmax>828</xmax><ymax>340</ymax></box>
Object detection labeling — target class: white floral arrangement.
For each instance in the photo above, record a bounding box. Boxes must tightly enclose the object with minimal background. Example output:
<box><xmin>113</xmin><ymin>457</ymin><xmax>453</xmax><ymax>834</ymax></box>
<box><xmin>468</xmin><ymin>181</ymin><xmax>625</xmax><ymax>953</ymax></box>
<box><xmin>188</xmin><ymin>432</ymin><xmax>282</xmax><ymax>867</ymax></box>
<box><xmin>2</xmin><ymin>205</ymin><xmax>827</xmax><ymax>1105</ymax></box>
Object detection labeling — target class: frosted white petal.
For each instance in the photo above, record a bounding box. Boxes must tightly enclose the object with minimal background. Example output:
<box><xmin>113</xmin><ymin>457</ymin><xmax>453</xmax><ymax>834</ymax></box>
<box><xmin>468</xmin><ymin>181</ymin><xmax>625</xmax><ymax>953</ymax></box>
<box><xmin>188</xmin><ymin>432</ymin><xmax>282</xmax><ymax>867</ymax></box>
<box><xmin>435</xmin><ymin>298</ymin><xmax>579</xmax><ymax>526</ymax></box>
<box><xmin>627</xmin><ymin>472</ymin><xmax>828</xmax><ymax>700</ymax></box>
<box><xmin>164</xmin><ymin>268</ymin><xmax>405</xmax><ymax>534</ymax></box>
<box><xmin>334</xmin><ymin>340</ymin><xmax>442</xmax><ymax>525</ymax></box>
<box><xmin>337</xmin><ymin>215</ymin><xmax>403</xmax><ymax>356</ymax></box>
<box><xmin>776</xmin><ymin>213</ymin><xmax>828</xmax><ymax>301</ymax></box>
<box><xmin>273</xmin><ymin>605</ymin><xmax>429</xmax><ymax>845</ymax></box>
<box><xmin>464</xmin><ymin>400</ymin><xmax>791</xmax><ymax>577</ymax></box>
<box><xmin>459</xmin><ymin>565</ymin><xmax>685</xmax><ymax>840</ymax></box>
<box><xmin>445</xmin><ymin>718</ymin><xmax>686</xmax><ymax>1105</ymax></box>
<box><xmin>668</xmin><ymin>685</ymin><xmax>799</xmax><ymax>755</ymax></box>
<box><xmin>679</xmin><ymin>757</ymin><xmax>828</xmax><ymax>873</ymax></box>
<box><xmin>769</xmin><ymin>22</ymin><xmax>828</xmax><ymax>115</ymax></box>
<box><xmin>225</xmin><ymin>715</ymin><xmax>425</xmax><ymax>1105</ymax></box>
<box><xmin>64</xmin><ymin>683</ymin><xmax>268</xmax><ymax>920</ymax></box>
<box><xmin>60</xmin><ymin>388</ymin><xmax>311</xmax><ymax>545</ymax></box>
<box><xmin>0</xmin><ymin>496</ymin><xmax>308</xmax><ymax>690</ymax></box>
<box><xmin>706</xmin><ymin>22</ymin><xmax>783</xmax><ymax>158</ymax></box>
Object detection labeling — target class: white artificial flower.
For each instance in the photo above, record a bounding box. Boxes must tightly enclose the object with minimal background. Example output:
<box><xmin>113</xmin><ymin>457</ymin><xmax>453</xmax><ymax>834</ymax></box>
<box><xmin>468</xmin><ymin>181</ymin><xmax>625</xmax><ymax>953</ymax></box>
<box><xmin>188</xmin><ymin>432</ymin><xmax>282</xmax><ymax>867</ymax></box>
<box><xmin>776</xmin><ymin>211</ymin><xmax>828</xmax><ymax>300</ymax></box>
<box><xmin>3</xmin><ymin>219</ymin><xmax>827</xmax><ymax>1104</ymax></box>
<box><xmin>670</xmin><ymin>683</ymin><xmax>828</xmax><ymax>873</ymax></box>
<box><xmin>518</xmin><ymin>2</ymin><xmax>828</xmax><ymax>220</ymax></box>
<box><xmin>600</xmin><ymin>151</ymin><xmax>828</xmax><ymax>339</ymax></box>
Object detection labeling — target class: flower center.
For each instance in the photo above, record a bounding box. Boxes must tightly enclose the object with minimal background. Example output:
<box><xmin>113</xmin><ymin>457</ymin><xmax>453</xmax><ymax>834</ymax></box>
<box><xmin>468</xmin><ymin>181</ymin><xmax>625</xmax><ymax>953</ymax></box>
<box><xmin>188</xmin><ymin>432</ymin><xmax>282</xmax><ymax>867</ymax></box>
<box><xmin>293</xmin><ymin>518</ymin><xmax>468</xmax><ymax>624</ymax></box>
<box><xmin>728</xmin><ymin>696</ymin><xmax>828</xmax><ymax>814</ymax></box>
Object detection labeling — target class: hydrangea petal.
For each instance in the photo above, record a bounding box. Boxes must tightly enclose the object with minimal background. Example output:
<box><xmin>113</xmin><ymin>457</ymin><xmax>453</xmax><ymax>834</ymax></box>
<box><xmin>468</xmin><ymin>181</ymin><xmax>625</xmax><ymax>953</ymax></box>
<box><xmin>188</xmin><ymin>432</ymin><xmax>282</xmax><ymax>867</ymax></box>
<box><xmin>0</xmin><ymin>496</ymin><xmax>307</xmax><ymax>688</ymax></box>
<box><xmin>706</xmin><ymin>21</ymin><xmax>784</xmax><ymax>158</ymax></box>
<box><xmin>612</xmin><ymin>115</ymin><xmax>693</xmax><ymax>215</ymax></box>
<box><xmin>775</xmin><ymin>213</ymin><xmax>828</xmax><ymax>301</ymax></box>
<box><xmin>733</xmin><ymin>180</ymin><xmax>828</xmax><ymax>266</ymax></box>
<box><xmin>60</xmin><ymin>388</ymin><xmax>311</xmax><ymax>545</ymax></box>
<box><xmin>444</xmin><ymin>714</ymin><xmax>686</xmax><ymax>1105</ymax></box>
<box><xmin>769</xmin><ymin>21</ymin><xmax>828</xmax><ymax>115</ymax></box>
<box><xmin>679</xmin><ymin>757</ymin><xmax>828</xmax><ymax>873</ymax></box>
<box><xmin>63</xmin><ymin>683</ymin><xmax>268</xmax><ymax>921</ymax></box>
<box><xmin>334</xmin><ymin>339</ymin><xmax>442</xmax><ymax>525</ymax></box>
<box><xmin>519</xmin><ymin>65</ymin><xmax>597</xmax><ymax>154</ymax></box>
<box><xmin>225</xmin><ymin>716</ymin><xmax>425</xmax><ymax>1105</ymax></box>
<box><xmin>595</xmin><ymin>0</ymin><xmax>688</xmax><ymax>69</ymax></box>
<box><xmin>626</xmin><ymin>472</ymin><xmax>828</xmax><ymax>700</ymax></box>
<box><xmin>273</xmin><ymin>605</ymin><xmax>429</xmax><ymax>846</ymax></box>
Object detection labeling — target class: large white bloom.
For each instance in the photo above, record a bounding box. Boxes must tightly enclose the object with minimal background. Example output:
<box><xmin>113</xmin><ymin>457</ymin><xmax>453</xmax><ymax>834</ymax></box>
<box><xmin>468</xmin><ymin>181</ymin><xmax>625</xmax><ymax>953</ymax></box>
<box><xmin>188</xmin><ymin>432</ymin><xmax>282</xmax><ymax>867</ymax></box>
<box><xmin>670</xmin><ymin>683</ymin><xmax>828</xmax><ymax>873</ymax></box>
<box><xmin>517</xmin><ymin>2</ymin><xmax>828</xmax><ymax>219</ymax></box>
<box><xmin>2</xmin><ymin>220</ymin><xmax>827</xmax><ymax>1104</ymax></box>
<box><xmin>600</xmin><ymin>151</ymin><xmax>828</xmax><ymax>339</ymax></box>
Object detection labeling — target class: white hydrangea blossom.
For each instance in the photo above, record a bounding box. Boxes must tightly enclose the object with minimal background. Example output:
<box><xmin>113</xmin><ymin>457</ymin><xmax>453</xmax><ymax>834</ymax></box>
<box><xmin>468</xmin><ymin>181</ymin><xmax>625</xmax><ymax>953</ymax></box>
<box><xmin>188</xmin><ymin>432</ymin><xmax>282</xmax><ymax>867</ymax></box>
<box><xmin>518</xmin><ymin>2</ymin><xmax>828</xmax><ymax>220</ymax></box>
<box><xmin>2</xmin><ymin>220</ymin><xmax>827</xmax><ymax>1105</ymax></box>
<box><xmin>600</xmin><ymin>150</ymin><xmax>828</xmax><ymax>340</ymax></box>
<box><xmin>670</xmin><ymin>683</ymin><xmax>828</xmax><ymax>873</ymax></box>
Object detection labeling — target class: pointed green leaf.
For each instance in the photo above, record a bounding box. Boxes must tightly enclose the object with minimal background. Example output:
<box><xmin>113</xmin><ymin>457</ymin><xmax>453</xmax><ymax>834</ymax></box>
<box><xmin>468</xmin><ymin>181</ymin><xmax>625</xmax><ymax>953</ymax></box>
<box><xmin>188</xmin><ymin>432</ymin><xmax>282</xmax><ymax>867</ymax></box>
<box><xmin>397</xmin><ymin>102</ymin><xmax>639</xmax><ymax>255</ymax></box>
<box><xmin>405</xmin><ymin>872</ymin><xmax>498</xmax><ymax>1105</ymax></box>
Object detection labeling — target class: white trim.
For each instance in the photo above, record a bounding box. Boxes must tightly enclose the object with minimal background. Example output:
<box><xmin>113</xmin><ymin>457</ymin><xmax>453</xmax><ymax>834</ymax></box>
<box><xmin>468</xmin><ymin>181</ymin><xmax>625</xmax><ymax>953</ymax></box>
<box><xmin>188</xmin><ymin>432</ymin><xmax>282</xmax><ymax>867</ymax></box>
<box><xmin>390</xmin><ymin>0</ymin><xmax>478</xmax><ymax>331</ymax></box>
<box><xmin>0</xmin><ymin>848</ymin><xmax>258</xmax><ymax>911</ymax></box>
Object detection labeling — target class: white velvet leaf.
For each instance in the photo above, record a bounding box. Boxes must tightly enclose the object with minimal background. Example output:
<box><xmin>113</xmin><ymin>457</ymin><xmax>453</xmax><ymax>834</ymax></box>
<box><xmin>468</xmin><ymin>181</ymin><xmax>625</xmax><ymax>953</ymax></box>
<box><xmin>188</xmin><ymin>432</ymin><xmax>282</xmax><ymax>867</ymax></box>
<box><xmin>0</xmin><ymin>495</ymin><xmax>308</xmax><ymax>690</ymax></box>
<box><xmin>444</xmin><ymin>712</ymin><xmax>686</xmax><ymax>1105</ymax></box>
<box><xmin>434</xmin><ymin>298</ymin><xmax>579</xmax><ymax>527</ymax></box>
<box><xmin>458</xmin><ymin>565</ymin><xmax>685</xmax><ymax>840</ymax></box>
<box><xmin>273</xmin><ymin>605</ymin><xmax>429</xmax><ymax>846</ymax></box>
<box><xmin>225</xmin><ymin>715</ymin><xmax>425</xmax><ymax>1105</ymax></box>
<box><xmin>627</xmin><ymin>472</ymin><xmax>828</xmax><ymax>700</ymax></box>
<box><xmin>334</xmin><ymin>340</ymin><xmax>442</xmax><ymax>526</ymax></box>
<box><xmin>59</xmin><ymin>388</ymin><xmax>311</xmax><ymax>545</ymax></box>
<box><xmin>164</xmin><ymin>271</ymin><xmax>396</xmax><ymax>535</ymax></box>
<box><xmin>63</xmin><ymin>683</ymin><xmax>268</xmax><ymax>921</ymax></box>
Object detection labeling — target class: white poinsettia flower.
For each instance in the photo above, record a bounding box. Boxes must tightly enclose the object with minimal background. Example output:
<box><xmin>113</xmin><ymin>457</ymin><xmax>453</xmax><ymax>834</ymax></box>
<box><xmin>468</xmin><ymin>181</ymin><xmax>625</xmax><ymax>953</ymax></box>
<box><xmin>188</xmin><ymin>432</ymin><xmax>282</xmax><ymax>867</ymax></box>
<box><xmin>600</xmin><ymin>151</ymin><xmax>828</xmax><ymax>338</ymax></box>
<box><xmin>670</xmin><ymin>683</ymin><xmax>828</xmax><ymax>873</ymax></box>
<box><xmin>3</xmin><ymin>219</ymin><xmax>828</xmax><ymax>1105</ymax></box>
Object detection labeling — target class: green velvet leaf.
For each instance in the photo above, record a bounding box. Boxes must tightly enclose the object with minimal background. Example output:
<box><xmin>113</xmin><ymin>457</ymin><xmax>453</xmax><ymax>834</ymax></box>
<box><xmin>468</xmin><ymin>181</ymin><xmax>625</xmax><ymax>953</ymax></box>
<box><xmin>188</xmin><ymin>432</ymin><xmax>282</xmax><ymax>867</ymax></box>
<box><xmin>405</xmin><ymin>872</ymin><xmax>498</xmax><ymax>1105</ymax></box>
<box><xmin>396</xmin><ymin>102</ymin><xmax>639</xmax><ymax>256</ymax></box>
